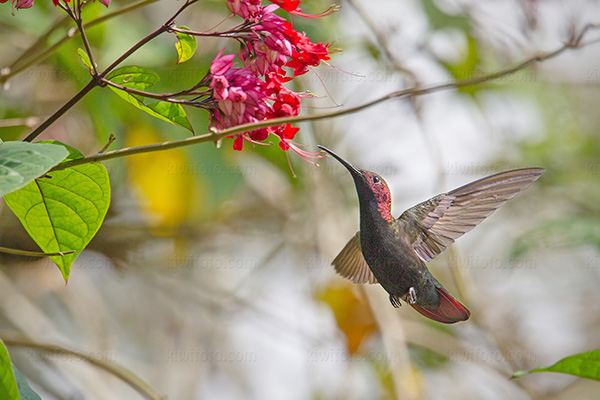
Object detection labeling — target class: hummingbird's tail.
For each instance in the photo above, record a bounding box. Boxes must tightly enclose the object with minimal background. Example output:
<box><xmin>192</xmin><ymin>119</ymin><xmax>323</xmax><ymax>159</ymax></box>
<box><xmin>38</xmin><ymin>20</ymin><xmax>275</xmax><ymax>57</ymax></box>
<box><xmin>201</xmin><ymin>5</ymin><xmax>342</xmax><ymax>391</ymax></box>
<box><xmin>410</xmin><ymin>287</ymin><xmax>470</xmax><ymax>324</ymax></box>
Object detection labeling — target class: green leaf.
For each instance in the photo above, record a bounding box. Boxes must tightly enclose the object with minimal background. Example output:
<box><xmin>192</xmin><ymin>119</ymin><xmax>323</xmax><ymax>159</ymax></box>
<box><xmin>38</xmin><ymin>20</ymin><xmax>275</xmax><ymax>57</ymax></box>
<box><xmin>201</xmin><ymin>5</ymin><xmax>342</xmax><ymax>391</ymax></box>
<box><xmin>107</xmin><ymin>87</ymin><xmax>193</xmax><ymax>133</ymax></box>
<box><xmin>3</xmin><ymin>141</ymin><xmax>110</xmax><ymax>282</ymax></box>
<box><xmin>78</xmin><ymin>48</ymin><xmax>93</xmax><ymax>71</ymax></box>
<box><xmin>105</xmin><ymin>66</ymin><xmax>159</xmax><ymax>91</ymax></box>
<box><xmin>0</xmin><ymin>339</ymin><xmax>20</xmax><ymax>400</ymax></box>
<box><xmin>0</xmin><ymin>141</ymin><xmax>69</xmax><ymax>198</ymax></box>
<box><xmin>512</xmin><ymin>350</ymin><xmax>600</xmax><ymax>381</ymax></box>
<box><xmin>175</xmin><ymin>26</ymin><xmax>197</xmax><ymax>64</ymax></box>
<box><xmin>13</xmin><ymin>366</ymin><xmax>41</xmax><ymax>400</ymax></box>
<box><xmin>105</xmin><ymin>66</ymin><xmax>193</xmax><ymax>133</ymax></box>
<box><xmin>146</xmin><ymin>101</ymin><xmax>194</xmax><ymax>132</ymax></box>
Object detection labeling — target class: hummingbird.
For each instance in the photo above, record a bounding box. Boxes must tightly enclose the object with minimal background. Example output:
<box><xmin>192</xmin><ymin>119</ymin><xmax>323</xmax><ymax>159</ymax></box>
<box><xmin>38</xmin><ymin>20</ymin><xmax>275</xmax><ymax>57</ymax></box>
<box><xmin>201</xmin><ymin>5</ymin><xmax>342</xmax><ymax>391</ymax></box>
<box><xmin>318</xmin><ymin>145</ymin><xmax>544</xmax><ymax>324</ymax></box>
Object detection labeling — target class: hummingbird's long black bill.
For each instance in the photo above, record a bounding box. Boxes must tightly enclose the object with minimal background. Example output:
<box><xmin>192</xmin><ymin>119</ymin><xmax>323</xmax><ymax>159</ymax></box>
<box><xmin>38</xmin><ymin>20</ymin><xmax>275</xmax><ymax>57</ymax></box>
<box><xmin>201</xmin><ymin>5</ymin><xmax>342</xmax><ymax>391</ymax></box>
<box><xmin>317</xmin><ymin>145</ymin><xmax>362</xmax><ymax>178</ymax></box>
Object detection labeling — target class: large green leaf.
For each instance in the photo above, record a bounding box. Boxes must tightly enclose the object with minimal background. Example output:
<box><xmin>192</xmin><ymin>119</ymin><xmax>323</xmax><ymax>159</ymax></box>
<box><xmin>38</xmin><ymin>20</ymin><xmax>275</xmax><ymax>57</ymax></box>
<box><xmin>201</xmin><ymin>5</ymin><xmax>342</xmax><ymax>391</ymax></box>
<box><xmin>4</xmin><ymin>141</ymin><xmax>110</xmax><ymax>282</ymax></box>
<box><xmin>512</xmin><ymin>350</ymin><xmax>600</xmax><ymax>381</ymax></box>
<box><xmin>105</xmin><ymin>66</ymin><xmax>193</xmax><ymax>132</ymax></box>
<box><xmin>175</xmin><ymin>26</ymin><xmax>197</xmax><ymax>64</ymax></box>
<box><xmin>0</xmin><ymin>141</ymin><xmax>69</xmax><ymax>198</ymax></box>
<box><xmin>13</xmin><ymin>366</ymin><xmax>41</xmax><ymax>400</ymax></box>
<box><xmin>0</xmin><ymin>339</ymin><xmax>20</xmax><ymax>400</ymax></box>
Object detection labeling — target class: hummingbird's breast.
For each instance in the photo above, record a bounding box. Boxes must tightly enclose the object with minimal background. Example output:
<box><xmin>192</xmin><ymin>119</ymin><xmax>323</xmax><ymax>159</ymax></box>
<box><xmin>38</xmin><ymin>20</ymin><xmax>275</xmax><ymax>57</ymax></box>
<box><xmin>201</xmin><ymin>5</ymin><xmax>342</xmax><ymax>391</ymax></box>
<box><xmin>359</xmin><ymin>218</ymin><xmax>427</xmax><ymax>298</ymax></box>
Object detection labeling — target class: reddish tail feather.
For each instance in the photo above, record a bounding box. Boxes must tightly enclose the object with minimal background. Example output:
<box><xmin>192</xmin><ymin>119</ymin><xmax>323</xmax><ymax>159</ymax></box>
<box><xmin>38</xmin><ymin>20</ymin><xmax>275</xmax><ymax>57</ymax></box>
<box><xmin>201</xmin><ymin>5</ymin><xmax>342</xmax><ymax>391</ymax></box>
<box><xmin>410</xmin><ymin>286</ymin><xmax>470</xmax><ymax>324</ymax></box>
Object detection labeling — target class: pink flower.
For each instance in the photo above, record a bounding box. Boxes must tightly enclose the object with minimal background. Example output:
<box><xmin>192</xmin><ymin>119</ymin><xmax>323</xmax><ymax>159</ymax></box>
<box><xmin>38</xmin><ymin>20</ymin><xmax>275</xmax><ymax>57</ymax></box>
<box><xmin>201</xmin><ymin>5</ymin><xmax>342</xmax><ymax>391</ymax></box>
<box><xmin>210</xmin><ymin>50</ymin><xmax>236</xmax><ymax>75</ymax></box>
<box><xmin>1</xmin><ymin>0</ymin><xmax>35</xmax><ymax>8</ymax></box>
<box><xmin>239</xmin><ymin>40</ymin><xmax>289</xmax><ymax>75</ymax></box>
<box><xmin>208</xmin><ymin>50</ymin><xmax>277</xmax><ymax>150</ymax></box>
<box><xmin>206</xmin><ymin>0</ymin><xmax>332</xmax><ymax>163</ymax></box>
<box><xmin>226</xmin><ymin>0</ymin><xmax>261</xmax><ymax>19</ymax></box>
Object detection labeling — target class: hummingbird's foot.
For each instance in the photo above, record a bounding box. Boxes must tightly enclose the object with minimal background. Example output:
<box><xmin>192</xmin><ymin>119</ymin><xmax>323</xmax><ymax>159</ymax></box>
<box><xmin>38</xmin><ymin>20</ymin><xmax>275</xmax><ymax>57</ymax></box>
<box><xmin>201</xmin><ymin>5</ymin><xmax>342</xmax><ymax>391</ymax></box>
<box><xmin>389</xmin><ymin>294</ymin><xmax>402</xmax><ymax>308</ymax></box>
<box><xmin>408</xmin><ymin>287</ymin><xmax>417</xmax><ymax>304</ymax></box>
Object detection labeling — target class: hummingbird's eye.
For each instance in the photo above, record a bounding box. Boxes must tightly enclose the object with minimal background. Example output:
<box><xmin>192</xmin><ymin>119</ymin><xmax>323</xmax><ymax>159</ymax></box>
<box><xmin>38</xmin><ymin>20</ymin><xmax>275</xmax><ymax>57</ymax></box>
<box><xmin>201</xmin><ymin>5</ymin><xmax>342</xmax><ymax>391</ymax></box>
<box><xmin>372</xmin><ymin>176</ymin><xmax>381</xmax><ymax>184</ymax></box>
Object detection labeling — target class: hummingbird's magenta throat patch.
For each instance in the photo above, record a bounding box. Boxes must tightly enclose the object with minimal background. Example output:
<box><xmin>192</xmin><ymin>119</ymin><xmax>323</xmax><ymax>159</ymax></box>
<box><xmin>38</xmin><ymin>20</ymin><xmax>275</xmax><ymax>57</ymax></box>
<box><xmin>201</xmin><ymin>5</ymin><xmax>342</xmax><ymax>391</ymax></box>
<box><xmin>370</xmin><ymin>180</ymin><xmax>394</xmax><ymax>222</ymax></box>
<box><xmin>377</xmin><ymin>201</ymin><xmax>394</xmax><ymax>222</ymax></box>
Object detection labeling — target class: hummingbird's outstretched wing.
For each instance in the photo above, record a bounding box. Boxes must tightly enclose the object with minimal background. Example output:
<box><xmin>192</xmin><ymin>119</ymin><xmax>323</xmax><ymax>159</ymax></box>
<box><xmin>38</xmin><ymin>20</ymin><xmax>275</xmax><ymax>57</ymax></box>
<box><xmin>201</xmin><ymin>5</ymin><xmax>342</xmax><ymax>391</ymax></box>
<box><xmin>399</xmin><ymin>168</ymin><xmax>545</xmax><ymax>262</ymax></box>
<box><xmin>332</xmin><ymin>232</ymin><xmax>378</xmax><ymax>284</ymax></box>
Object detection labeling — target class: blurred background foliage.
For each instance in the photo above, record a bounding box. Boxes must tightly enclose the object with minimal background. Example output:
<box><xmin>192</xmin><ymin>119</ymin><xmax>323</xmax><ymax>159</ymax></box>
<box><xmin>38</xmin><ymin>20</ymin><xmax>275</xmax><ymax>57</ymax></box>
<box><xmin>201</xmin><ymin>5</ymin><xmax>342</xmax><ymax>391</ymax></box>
<box><xmin>1</xmin><ymin>0</ymin><xmax>600</xmax><ymax>399</ymax></box>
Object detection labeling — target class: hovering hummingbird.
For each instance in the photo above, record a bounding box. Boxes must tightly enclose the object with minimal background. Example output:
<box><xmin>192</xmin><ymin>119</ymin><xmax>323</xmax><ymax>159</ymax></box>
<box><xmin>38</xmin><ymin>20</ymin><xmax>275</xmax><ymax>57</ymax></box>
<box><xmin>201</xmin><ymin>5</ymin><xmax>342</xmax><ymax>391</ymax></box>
<box><xmin>318</xmin><ymin>145</ymin><xmax>544</xmax><ymax>324</ymax></box>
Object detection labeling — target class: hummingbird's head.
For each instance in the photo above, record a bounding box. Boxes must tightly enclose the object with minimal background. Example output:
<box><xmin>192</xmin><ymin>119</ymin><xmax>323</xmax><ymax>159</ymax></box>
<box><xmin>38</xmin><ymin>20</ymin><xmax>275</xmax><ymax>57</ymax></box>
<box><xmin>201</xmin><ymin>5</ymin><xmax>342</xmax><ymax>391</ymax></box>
<box><xmin>318</xmin><ymin>145</ymin><xmax>393</xmax><ymax>221</ymax></box>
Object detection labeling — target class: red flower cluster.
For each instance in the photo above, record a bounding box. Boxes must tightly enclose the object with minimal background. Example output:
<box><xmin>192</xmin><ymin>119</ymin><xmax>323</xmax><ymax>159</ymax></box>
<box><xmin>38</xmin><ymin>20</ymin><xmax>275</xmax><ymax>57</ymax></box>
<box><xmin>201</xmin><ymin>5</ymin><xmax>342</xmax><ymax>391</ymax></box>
<box><xmin>1</xmin><ymin>0</ymin><xmax>110</xmax><ymax>9</ymax></box>
<box><xmin>210</xmin><ymin>0</ymin><xmax>333</xmax><ymax>161</ymax></box>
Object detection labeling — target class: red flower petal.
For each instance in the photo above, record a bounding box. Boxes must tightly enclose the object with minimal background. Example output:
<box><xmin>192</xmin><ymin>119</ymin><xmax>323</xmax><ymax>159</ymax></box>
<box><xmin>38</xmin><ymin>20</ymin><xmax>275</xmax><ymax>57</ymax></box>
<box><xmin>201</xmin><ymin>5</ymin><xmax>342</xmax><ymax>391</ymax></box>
<box><xmin>233</xmin><ymin>136</ymin><xmax>245</xmax><ymax>151</ymax></box>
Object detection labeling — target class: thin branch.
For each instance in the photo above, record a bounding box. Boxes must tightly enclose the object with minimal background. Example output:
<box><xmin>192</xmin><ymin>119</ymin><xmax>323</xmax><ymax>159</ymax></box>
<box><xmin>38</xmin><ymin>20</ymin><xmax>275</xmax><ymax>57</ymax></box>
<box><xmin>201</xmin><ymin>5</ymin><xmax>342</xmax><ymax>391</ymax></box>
<box><xmin>165</xmin><ymin>0</ymin><xmax>199</xmax><ymax>26</ymax></box>
<box><xmin>1</xmin><ymin>335</ymin><xmax>164</xmax><ymax>400</ymax></box>
<box><xmin>101</xmin><ymin>78</ymin><xmax>213</xmax><ymax>106</ymax></box>
<box><xmin>74</xmin><ymin>3</ymin><xmax>100</xmax><ymax>77</ymax></box>
<box><xmin>169</xmin><ymin>25</ymin><xmax>256</xmax><ymax>38</ymax></box>
<box><xmin>101</xmin><ymin>78</ymin><xmax>196</xmax><ymax>102</ymax></box>
<box><xmin>98</xmin><ymin>133</ymin><xmax>116</xmax><ymax>154</ymax></box>
<box><xmin>0</xmin><ymin>246</ymin><xmax>75</xmax><ymax>257</ymax></box>
<box><xmin>95</xmin><ymin>0</ymin><xmax>201</xmax><ymax>78</ymax></box>
<box><xmin>43</xmin><ymin>24</ymin><xmax>600</xmax><ymax>170</ymax></box>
